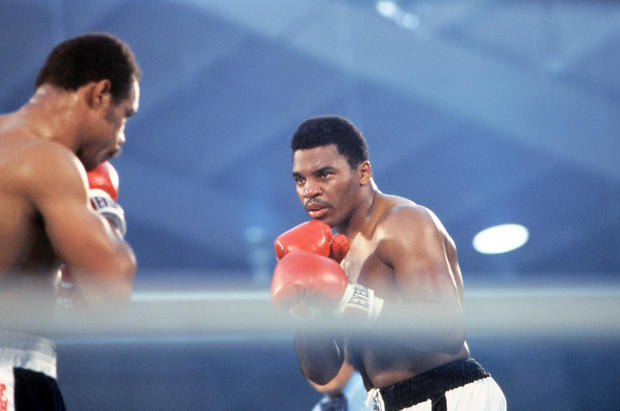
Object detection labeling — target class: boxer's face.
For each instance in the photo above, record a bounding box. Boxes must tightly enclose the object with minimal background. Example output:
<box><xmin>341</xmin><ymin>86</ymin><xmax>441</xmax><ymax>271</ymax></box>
<box><xmin>81</xmin><ymin>79</ymin><xmax>139</xmax><ymax>170</ymax></box>
<box><xmin>292</xmin><ymin>144</ymin><xmax>360</xmax><ymax>228</ymax></box>
<box><xmin>101</xmin><ymin>79</ymin><xmax>139</xmax><ymax>160</ymax></box>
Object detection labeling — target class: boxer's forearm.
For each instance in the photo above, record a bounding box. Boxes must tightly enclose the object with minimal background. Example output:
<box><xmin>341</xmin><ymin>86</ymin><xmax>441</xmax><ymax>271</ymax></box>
<box><xmin>294</xmin><ymin>329</ymin><xmax>345</xmax><ymax>385</ymax></box>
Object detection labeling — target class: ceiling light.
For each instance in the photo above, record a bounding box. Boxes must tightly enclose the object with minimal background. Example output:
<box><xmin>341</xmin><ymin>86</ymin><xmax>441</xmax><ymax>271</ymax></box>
<box><xmin>473</xmin><ymin>224</ymin><xmax>529</xmax><ymax>254</ymax></box>
<box><xmin>376</xmin><ymin>1</ymin><xmax>398</xmax><ymax>18</ymax></box>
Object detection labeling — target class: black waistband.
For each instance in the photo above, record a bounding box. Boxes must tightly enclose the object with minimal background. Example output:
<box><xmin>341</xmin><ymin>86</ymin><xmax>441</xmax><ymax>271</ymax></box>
<box><xmin>379</xmin><ymin>358</ymin><xmax>489</xmax><ymax>411</ymax></box>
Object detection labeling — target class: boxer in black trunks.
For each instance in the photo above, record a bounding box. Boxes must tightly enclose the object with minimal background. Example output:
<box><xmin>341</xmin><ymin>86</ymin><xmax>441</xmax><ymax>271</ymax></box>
<box><xmin>0</xmin><ymin>32</ymin><xmax>140</xmax><ymax>410</ymax></box>
<box><xmin>271</xmin><ymin>115</ymin><xmax>506</xmax><ymax>410</ymax></box>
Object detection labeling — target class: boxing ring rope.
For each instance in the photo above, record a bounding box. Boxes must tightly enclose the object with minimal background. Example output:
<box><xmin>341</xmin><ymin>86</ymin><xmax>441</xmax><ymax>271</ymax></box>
<box><xmin>49</xmin><ymin>281</ymin><xmax>620</xmax><ymax>340</ymax></box>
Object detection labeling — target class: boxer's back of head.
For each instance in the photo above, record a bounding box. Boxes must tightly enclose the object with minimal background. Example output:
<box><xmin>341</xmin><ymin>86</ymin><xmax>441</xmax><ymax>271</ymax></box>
<box><xmin>35</xmin><ymin>32</ymin><xmax>141</xmax><ymax>103</ymax></box>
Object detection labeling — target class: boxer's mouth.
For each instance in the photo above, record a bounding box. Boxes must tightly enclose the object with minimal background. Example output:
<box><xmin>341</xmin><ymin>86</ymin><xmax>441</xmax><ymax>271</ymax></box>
<box><xmin>306</xmin><ymin>202</ymin><xmax>329</xmax><ymax>218</ymax></box>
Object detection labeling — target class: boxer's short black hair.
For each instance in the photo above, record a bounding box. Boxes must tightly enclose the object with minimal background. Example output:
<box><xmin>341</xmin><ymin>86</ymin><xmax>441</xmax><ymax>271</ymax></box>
<box><xmin>36</xmin><ymin>32</ymin><xmax>141</xmax><ymax>104</ymax></box>
<box><xmin>291</xmin><ymin>115</ymin><xmax>369</xmax><ymax>169</ymax></box>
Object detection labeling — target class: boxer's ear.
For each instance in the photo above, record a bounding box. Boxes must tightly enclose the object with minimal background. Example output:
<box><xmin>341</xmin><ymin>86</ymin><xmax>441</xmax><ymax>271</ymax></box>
<box><xmin>84</xmin><ymin>79</ymin><xmax>112</xmax><ymax>109</ymax></box>
<box><xmin>358</xmin><ymin>161</ymin><xmax>372</xmax><ymax>185</ymax></box>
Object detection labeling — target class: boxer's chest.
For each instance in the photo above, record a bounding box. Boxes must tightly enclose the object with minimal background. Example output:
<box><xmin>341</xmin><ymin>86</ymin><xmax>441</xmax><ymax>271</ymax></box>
<box><xmin>340</xmin><ymin>236</ymin><xmax>395</xmax><ymax>297</ymax></box>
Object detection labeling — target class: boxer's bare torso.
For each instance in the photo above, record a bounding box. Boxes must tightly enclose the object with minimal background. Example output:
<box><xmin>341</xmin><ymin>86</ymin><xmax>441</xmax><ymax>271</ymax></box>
<box><xmin>0</xmin><ymin>83</ymin><xmax>138</xmax><ymax>331</ymax></box>
<box><xmin>341</xmin><ymin>192</ymin><xmax>470</xmax><ymax>389</ymax></box>
<box><xmin>0</xmin><ymin>115</ymin><xmax>62</xmax><ymax>331</ymax></box>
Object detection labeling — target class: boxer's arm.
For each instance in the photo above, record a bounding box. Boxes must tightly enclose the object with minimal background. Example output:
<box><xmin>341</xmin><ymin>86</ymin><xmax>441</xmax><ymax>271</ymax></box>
<box><xmin>374</xmin><ymin>205</ymin><xmax>466</xmax><ymax>353</ymax></box>
<box><xmin>294</xmin><ymin>328</ymin><xmax>345</xmax><ymax>385</ymax></box>
<box><xmin>270</xmin><ymin>250</ymin><xmax>346</xmax><ymax>384</ymax></box>
<box><xmin>24</xmin><ymin>145</ymin><xmax>136</xmax><ymax>310</ymax></box>
<box><xmin>56</xmin><ymin>162</ymin><xmax>127</xmax><ymax>310</ymax></box>
<box><xmin>272</xmin><ymin>224</ymin><xmax>357</xmax><ymax>384</ymax></box>
<box><xmin>308</xmin><ymin>357</ymin><xmax>355</xmax><ymax>398</ymax></box>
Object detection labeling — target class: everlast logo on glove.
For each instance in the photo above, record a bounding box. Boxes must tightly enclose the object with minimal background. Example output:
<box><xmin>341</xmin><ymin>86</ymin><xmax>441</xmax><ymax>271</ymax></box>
<box><xmin>88</xmin><ymin>188</ymin><xmax>127</xmax><ymax>236</ymax></box>
<box><xmin>335</xmin><ymin>284</ymin><xmax>384</xmax><ymax>327</ymax></box>
<box><xmin>349</xmin><ymin>285</ymin><xmax>371</xmax><ymax>310</ymax></box>
<box><xmin>91</xmin><ymin>195</ymin><xmax>113</xmax><ymax>209</ymax></box>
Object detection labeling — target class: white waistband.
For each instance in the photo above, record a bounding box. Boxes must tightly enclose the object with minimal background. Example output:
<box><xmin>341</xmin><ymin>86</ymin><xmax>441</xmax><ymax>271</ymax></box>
<box><xmin>0</xmin><ymin>331</ymin><xmax>57</xmax><ymax>379</ymax></box>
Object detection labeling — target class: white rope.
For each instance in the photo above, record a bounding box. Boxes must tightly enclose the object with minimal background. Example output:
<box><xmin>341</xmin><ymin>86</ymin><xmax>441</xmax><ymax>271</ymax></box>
<box><xmin>39</xmin><ymin>283</ymin><xmax>620</xmax><ymax>338</ymax></box>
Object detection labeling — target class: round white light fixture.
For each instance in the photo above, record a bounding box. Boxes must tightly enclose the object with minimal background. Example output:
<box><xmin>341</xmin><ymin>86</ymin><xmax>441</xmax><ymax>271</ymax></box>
<box><xmin>376</xmin><ymin>1</ymin><xmax>398</xmax><ymax>18</ymax></box>
<box><xmin>472</xmin><ymin>224</ymin><xmax>529</xmax><ymax>254</ymax></box>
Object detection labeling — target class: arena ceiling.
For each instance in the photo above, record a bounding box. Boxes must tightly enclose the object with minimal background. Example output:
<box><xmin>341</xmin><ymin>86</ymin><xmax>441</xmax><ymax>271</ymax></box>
<box><xmin>1</xmin><ymin>0</ymin><xmax>618</xmax><ymax>286</ymax></box>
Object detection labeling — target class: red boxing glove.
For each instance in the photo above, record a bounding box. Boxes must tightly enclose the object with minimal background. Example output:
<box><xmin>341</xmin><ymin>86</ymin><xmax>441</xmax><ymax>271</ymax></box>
<box><xmin>330</xmin><ymin>233</ymin><xmax>349</xmax><ymax>263</ymax></box>
<box><xmin>270</xmin><ymin>250</ymin><xmax>384</xmax><ymax>324</ymax></box>
<box><xmin>274</xmin><ymin>220</ymin><xmax>350</xmax><ymax>263</ymax></box>
<box><xmin>271</xmin><ymin>250</ymin><xmax>348</xmax><ymax>312</ymax></box>
<box><xmin>87</xmin><ymin>161</ymin><xmax>119</xmax><ymax>200</ymax></box>
<box><xmin>87</xmin><ymin>162</ymin><xmax>126</xmax><ymax>236</ymax></box>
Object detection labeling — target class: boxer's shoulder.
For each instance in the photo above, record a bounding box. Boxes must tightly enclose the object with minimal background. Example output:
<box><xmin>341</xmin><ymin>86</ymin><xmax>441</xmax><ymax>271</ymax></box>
<box><xmin>375</xmin><ymin>198</ymin><xmax>441</xmax><ymax>238</ymax></box>
<box><xmin>363</xmin><ymin>195</ymin><xmax>421</xmax><ymax>241</ymax></box>
<box><xmin>0</xmin><ymin>129</ymin><xmax>72</xmax><ymax>166</ymax></box>
<box><xmin>0</xmin><ymin>136</ymin><xmax>85</xmax><ymax>201</ymax></box>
